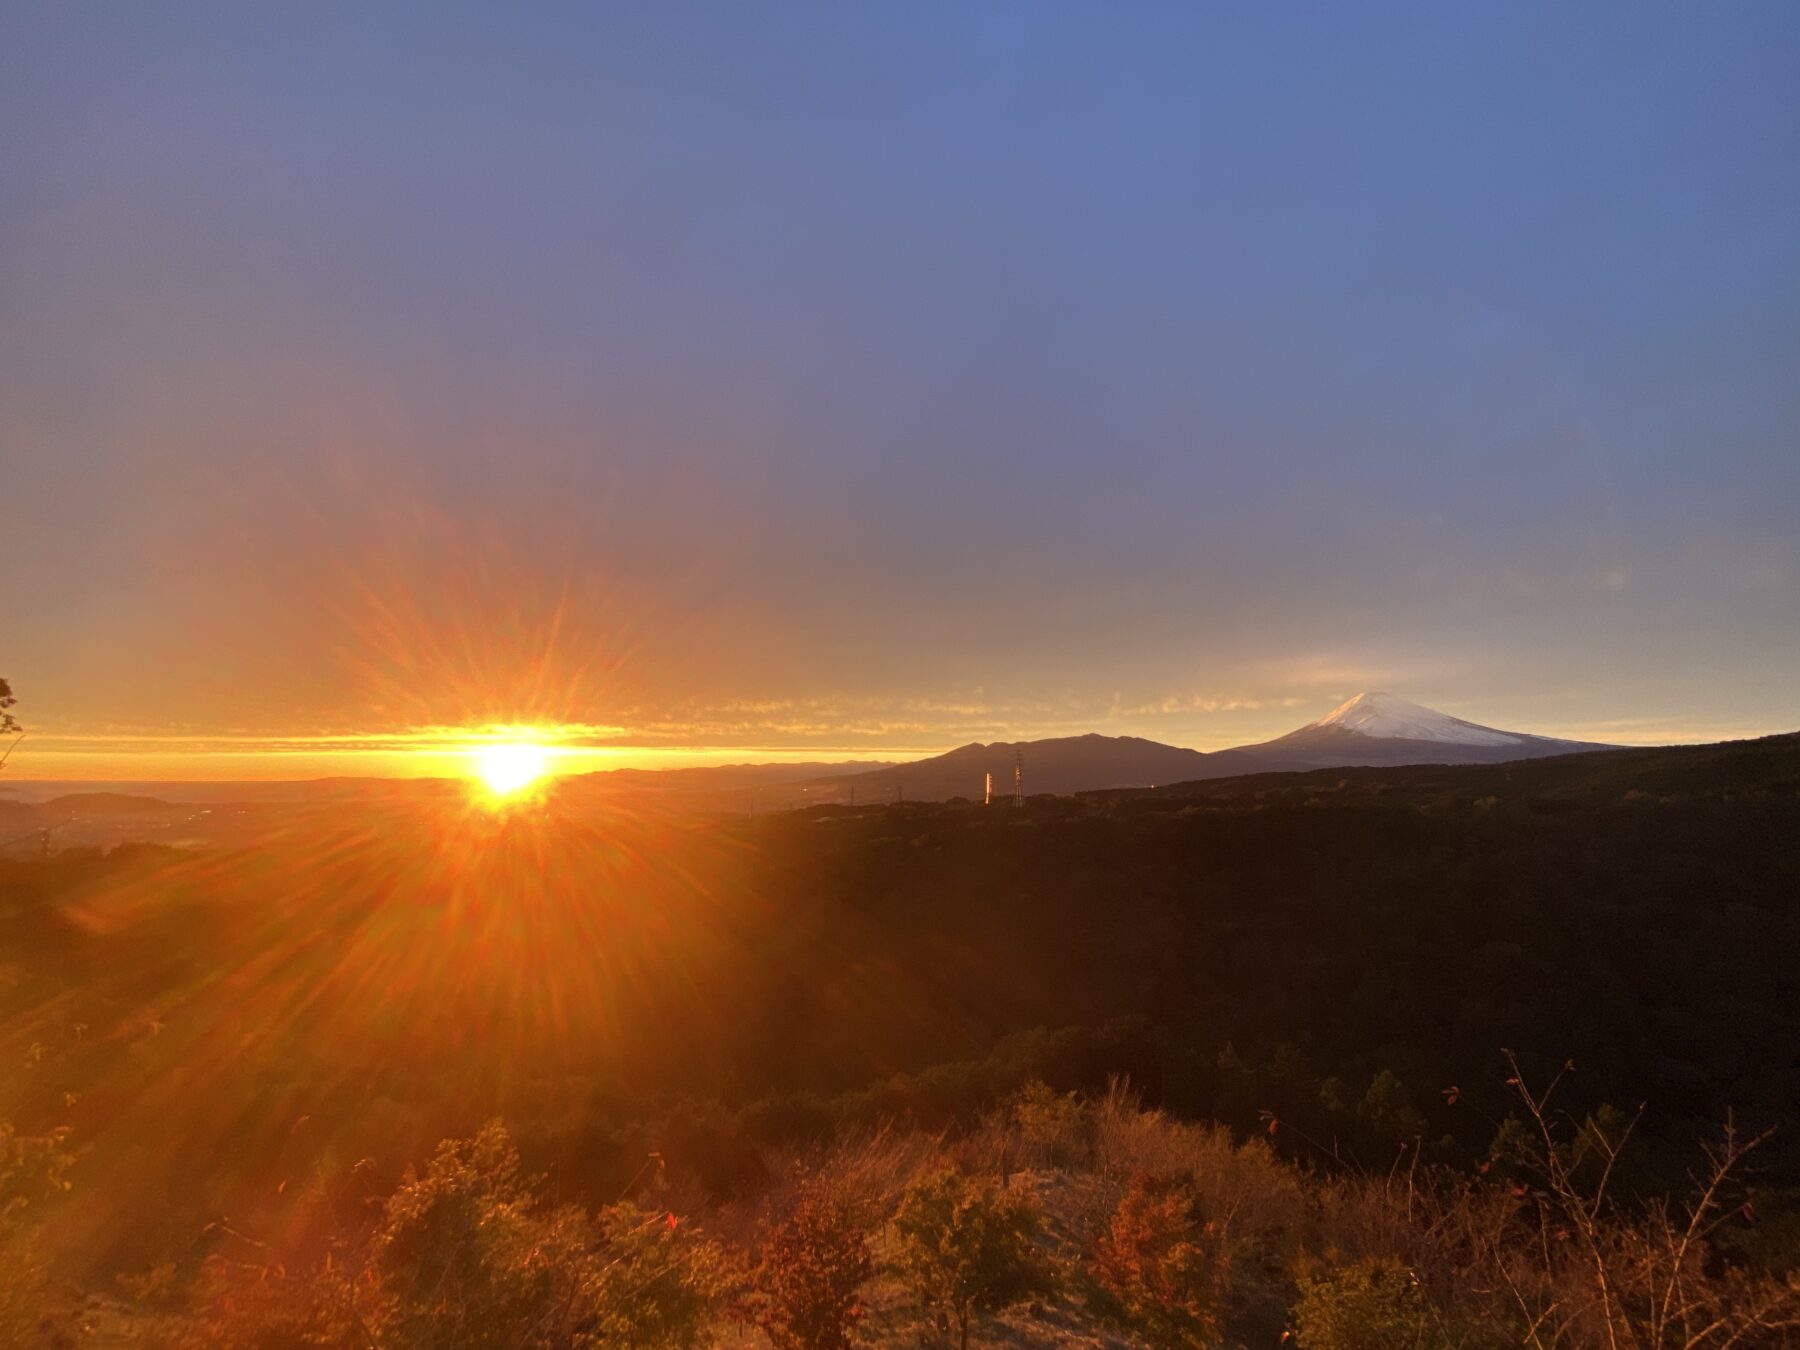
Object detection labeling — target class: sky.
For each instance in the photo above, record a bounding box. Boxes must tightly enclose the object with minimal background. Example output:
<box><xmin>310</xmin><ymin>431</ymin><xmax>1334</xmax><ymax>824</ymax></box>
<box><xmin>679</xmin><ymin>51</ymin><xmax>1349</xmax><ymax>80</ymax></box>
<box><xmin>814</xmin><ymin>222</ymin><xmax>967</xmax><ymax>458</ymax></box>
<box><xmin>3</xmin><ymin>2</ymin><xmax>1798</xmax><ymax>779</ymax></box>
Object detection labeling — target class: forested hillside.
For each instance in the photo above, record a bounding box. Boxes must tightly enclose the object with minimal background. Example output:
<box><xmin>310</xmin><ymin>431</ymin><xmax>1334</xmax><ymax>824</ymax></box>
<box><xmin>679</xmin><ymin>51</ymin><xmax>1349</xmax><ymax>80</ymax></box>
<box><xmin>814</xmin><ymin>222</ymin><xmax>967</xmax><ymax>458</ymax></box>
<box><xmin>2</xmin><ymin>734</ymin><xmax>1797</xmax><ymax>1342</ymax></box>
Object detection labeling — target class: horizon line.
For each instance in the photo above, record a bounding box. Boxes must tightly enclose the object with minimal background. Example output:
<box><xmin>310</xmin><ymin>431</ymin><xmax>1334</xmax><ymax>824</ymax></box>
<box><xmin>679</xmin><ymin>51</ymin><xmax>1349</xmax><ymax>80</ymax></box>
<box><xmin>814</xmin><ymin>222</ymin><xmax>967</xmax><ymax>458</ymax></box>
<box><xmin>5</xmin><ymin>720</ymin><xmax>1796</xmax><ymax>783</ymax></box>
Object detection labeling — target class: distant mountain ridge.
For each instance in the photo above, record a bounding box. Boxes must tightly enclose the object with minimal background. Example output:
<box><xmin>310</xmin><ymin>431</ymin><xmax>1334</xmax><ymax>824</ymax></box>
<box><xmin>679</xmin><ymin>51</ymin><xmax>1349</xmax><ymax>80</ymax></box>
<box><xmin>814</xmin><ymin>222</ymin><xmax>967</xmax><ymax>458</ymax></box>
<box><xmin>795</xmin><ymin>693</ymin><xmax>1619</xmax><ymax>801</ymax></box>
<box><xmin>0</xmin><ymin>697</ymin><xmax>1630</xmax><ymax>815</ymax></box>
<box><xmin>573</xmin><ymin>760</ymin><xmax>896</xmax><ymax>792</ymax></box>
<box><xmin>807</xmin><ymin>733</ymin><xmax>1257</xmax><ymax>802</ymax></box>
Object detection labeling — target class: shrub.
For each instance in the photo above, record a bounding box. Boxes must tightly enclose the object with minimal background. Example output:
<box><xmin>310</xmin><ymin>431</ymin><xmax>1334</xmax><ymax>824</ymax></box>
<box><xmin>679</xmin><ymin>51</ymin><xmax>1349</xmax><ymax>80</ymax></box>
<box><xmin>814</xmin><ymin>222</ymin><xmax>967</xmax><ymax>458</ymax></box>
<box><xmin>1010</xmin><ymin>1080</ymin><xmax>1088</xmax><ymax>1169</ymax></box>
<box><xmin>1292</xmin><ymin>1260</ymin><xmax>1445</xmax><ymax>1350</ymax></box>
<box><xmin>752</xmin><ymin>1190</ymin><xmax>872</xmax><ymax>1350</ymax></box>
<box><xmin>159</xmin><ymin>1255</ymin><xmax>379</xmax><ymax>1350</ymax></box>
<box><xmin>0</xmin><ymin>1120</ymin><xmax>73</xmax><ymax>1219</ymax></box>
<box><xmin>152</xmin><ymin>1123</ymin><xmax>725</xmax><ymax>1350</ymax></box>
<box><xmin>0</xmin><ymin>1232</ymin><xmax>52</xmax><ymax>1349</ymax></box>
<box><xmin>1354</xmin><ymin>1070</ymin><xmax>1426</xmax><ymax>1145</ymax></box>
<box><xmin>587</xmin><ymin>1201</ymin><xmax>724</xmax><ymax>1350</ymax></box>
<box><xmin>372</xmin><ymin>1122</ymin><xmax>579</xmax><ymax>1348</ymax></box>
<box><xmin>0</xmin><ymin>1119</ymin><xmax>73</xmax><ymax>1346</ymax></box>
<box><xmin>893</xmin><ymin>1170</ymin><xmax>1048</xmax><ymax>1350</ymax></box>
<box><xmin>1090</xmin><ymin>1170</ymin><xmax>1232</xmax><ymax>1348</ymax></box>
<box><xmin>1469</xmin><ymin>1055</ymin><xmax>1800</xmax><ymax>1348</ymax></box>
<box><xmin>1084</xmin><ymin>1081</ymin><xmax>1304</xmax><ymax>1318</ymax></box>
<box><xmin>371</xmin><ymin>1122</ymin><xmax>723</xmax><ymax>1349</ymax></box>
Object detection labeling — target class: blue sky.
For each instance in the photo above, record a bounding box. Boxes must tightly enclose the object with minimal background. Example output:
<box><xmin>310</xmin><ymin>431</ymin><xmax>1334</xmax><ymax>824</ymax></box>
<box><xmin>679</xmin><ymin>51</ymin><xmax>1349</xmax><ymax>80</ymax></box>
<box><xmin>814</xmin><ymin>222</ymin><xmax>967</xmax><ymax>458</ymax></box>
<box><xmin>3</xmin><ymin>3</ymin><xmax>1797</xmax><ymax>774</ymax></box>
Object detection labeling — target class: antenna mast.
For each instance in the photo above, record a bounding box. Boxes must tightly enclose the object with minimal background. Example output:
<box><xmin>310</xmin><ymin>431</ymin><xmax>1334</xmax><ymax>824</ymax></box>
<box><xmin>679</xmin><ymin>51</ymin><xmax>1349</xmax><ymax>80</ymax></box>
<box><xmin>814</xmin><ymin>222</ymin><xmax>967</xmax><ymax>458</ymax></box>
<box><xmin>1013</xmin><ymin>746</ymin><xmax>1023</xmax><ymax>806</ymax></box>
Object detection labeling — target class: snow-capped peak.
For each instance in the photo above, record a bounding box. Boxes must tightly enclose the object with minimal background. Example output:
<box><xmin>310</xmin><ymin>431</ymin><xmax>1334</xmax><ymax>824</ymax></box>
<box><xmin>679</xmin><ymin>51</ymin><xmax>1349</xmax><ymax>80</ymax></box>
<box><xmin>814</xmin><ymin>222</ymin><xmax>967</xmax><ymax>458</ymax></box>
<box><xmin>1310</xmin><ymin>692</ymin><xmax>1527</xmax><ymax>748</ymax></box>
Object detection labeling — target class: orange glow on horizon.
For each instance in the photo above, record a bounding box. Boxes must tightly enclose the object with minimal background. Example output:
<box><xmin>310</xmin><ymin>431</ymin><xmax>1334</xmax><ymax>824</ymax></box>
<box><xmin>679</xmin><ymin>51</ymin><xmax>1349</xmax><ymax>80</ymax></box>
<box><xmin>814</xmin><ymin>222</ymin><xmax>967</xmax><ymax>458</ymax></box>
<box><xmin>3</xmin><ymin>724</ymin><xmax>926</xmax><ymax>783</ymax></box>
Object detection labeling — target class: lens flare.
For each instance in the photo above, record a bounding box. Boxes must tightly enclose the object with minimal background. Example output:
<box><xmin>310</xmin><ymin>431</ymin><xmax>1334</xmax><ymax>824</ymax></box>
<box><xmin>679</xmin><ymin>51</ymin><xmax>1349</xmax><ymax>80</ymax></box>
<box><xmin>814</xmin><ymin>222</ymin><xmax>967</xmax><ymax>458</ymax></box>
<box><xmin>473</xmin><ymin>741</ymin><xmax>551</xmax><ymax>798</ymax></box>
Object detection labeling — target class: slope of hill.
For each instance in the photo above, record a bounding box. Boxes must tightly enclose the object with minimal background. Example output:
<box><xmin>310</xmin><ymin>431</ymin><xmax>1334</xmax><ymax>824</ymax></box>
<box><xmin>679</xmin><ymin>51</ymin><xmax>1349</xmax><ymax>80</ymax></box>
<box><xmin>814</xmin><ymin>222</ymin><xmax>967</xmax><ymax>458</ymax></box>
<box><xmin>562</xmin><ymin>759</ymin><xmax>897</xmax><ymax>798</ymax></box>
<box><xmin>1225</xmin><ymin>691</ymin><xmax>1614</xmax><ymax>771</ymax></box>
<box><xmin>1153</xmin><ymin>728</ymin><xmax>1800</xmax><ymax>802</ymax></box>
<box><xmin>0</xmin><ymin>778</ymin><xmax>464</xmax><ymax>805</ymax></box>
<box><xmin>809</xmin><ymin>732</ymin><xmax>1256</xmax><ymax>802</ymax></box>
<box><xmin>789</xmin><ymin>695</ymin><xmax>1623</xmax><ymax>802</ymax></box>
<box><xmin>3</xmin><ymin>729</ymin><xmax>1798</xmax><ymax>1290</ymax></box>
<box><xmin>34</xmin><ymin>792</ymin><xmax>175</xmax><ymax>815</ymax></box>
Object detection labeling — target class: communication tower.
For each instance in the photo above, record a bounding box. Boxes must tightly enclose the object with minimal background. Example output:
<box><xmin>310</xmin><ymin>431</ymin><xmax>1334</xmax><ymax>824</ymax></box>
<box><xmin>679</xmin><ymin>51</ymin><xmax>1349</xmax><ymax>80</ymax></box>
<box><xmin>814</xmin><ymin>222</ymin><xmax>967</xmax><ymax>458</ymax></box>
<box><xmin>1013</xmin><ymin>746</ymin><xmax>1023</xmax><ymax>806</ymax></box>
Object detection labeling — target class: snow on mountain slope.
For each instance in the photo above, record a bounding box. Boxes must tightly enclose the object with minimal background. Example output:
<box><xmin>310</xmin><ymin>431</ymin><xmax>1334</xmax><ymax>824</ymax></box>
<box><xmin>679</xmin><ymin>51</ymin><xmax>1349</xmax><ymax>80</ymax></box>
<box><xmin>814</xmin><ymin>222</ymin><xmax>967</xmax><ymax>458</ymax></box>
<box><xmin>1225</xmin><ymin>692</ymin><xmax>1614</xmax><ymax>771</ymax></box>
<box><xmin>1309</xmin><ymin>692</ymin><xmax>1527</xmax><ymax>747</ymax></box>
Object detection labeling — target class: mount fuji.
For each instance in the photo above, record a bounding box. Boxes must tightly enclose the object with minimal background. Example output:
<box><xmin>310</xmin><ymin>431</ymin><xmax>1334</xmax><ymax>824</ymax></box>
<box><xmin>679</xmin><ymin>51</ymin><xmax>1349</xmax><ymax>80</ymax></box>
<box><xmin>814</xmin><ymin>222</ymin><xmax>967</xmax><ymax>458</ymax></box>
<box><xmin>552</xmin><ymin>692</ymin><xmax>1621</xmax><ymax>806</ymax></box>
<box><xmin>1225</xmin><ymin>691</ymin><xmax>1613</xmax><ymax>771</ymax></box>
<box><xmin>791</xmin><ymin>694</ymin><xmax>1611</xmax><ymax>803</ymax></box>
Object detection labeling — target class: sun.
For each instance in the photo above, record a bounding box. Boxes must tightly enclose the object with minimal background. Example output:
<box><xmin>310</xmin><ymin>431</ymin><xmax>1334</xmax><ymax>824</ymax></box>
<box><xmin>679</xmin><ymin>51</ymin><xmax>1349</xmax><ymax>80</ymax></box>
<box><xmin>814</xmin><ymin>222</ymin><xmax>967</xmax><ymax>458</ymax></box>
<box><xmin>471</xmin><ymin>741</ymin><xmax>552</xmax><ymax>799</ymax></box>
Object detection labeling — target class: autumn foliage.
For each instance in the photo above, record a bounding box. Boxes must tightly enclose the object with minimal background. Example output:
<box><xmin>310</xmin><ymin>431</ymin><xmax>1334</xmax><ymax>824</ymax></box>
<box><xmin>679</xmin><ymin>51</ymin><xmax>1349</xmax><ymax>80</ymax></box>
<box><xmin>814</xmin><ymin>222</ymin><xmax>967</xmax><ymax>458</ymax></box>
<box><xmin>893</xmin><ymin>1171</ymin><xmax>1047</xmax><ymax>1350</ymax></box>
<box><xmin>1091</xmin><ymin>1170</ymin><xmax>1233</xmax><ymax>1347</ymax></box>
<box><xmin>751</xmin><ymin>1190</ymin><xmax>873</xmax><ymax>1350</ymax></box>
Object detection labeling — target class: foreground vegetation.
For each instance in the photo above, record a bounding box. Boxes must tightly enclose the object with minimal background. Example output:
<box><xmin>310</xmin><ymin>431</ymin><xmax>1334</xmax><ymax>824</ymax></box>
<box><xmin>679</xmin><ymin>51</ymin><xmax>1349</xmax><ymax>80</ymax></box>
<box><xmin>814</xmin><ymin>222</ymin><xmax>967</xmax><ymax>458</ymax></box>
<box><xmin>8</xmin><ymin>1078</ymin><xmax>1798</xmax><ymax>1347</ymax></box>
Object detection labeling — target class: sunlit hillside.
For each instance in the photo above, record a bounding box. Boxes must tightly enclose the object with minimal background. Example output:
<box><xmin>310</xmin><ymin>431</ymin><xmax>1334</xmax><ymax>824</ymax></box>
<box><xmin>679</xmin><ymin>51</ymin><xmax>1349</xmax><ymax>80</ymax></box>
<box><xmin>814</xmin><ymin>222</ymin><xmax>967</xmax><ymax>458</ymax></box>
<box><xmin>4</xmin><ymin>735</ymin><xmax>1799</xmax><ymax>1343</ymax></box>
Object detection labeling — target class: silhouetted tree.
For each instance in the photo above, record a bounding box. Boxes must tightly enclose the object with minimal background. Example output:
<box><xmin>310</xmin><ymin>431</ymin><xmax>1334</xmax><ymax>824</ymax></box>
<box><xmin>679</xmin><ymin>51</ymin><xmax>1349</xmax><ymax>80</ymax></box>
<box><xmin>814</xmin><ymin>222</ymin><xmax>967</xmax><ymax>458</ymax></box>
<box><xmin>0</xmin><ymin>677</ymin><xmax>20</xmax><ymax>769</ymax></box>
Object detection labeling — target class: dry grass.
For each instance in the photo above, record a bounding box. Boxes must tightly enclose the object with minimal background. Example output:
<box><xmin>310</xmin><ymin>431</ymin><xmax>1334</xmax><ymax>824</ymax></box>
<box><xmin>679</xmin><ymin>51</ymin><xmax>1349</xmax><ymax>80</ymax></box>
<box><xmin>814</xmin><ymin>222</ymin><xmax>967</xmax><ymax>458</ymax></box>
<box><xmin>25</xmin><ymin>1077</ymin><xmax>1800</xmax><ymax>1348</ymax></box>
